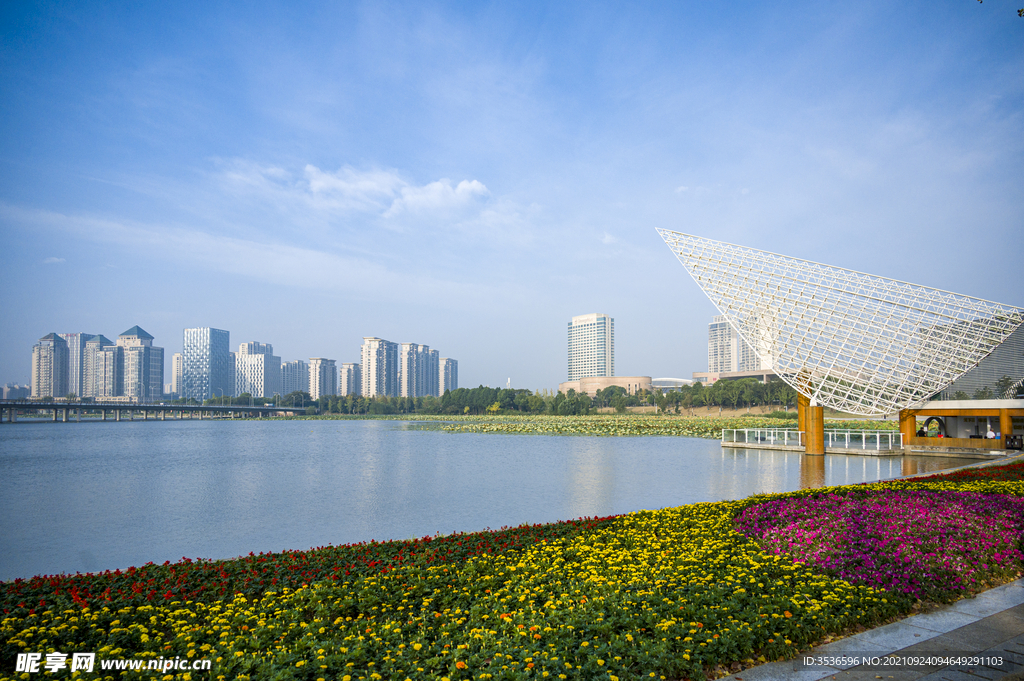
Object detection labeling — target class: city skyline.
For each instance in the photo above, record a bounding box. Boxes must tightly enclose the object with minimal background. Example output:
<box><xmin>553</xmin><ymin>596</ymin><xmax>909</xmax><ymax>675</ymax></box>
<box><xmin>1</xmin><ymin>3</ymin><xmax>1021</xmax><ymax>389</ymax></box>
<box><xmin>15</xmin><ymin>323</ymin><xmax>460</xmax><ymax>400</ymax></box>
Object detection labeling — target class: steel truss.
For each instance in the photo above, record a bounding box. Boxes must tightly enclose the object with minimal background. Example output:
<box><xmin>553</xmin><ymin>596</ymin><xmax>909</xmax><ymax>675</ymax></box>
<box><xmin>658</xmin><ymin>230</ymin><xmax>1024</xmax><ymax>416</ymax></box>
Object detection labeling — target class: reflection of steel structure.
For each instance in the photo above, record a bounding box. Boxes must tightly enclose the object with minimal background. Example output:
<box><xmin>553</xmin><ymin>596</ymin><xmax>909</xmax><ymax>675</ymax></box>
<box><xmin>659</xmin><ymin>230</ymin><xmax>1024</xmax><ymax>416</ymax></box>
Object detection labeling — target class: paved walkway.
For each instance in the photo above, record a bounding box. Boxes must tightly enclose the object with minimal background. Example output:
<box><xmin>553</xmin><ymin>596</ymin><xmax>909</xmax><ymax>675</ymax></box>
<box><xmin>721</xmin><ymin>579</ymin><xmax>1024</xmax><ymax>680</ymax></box>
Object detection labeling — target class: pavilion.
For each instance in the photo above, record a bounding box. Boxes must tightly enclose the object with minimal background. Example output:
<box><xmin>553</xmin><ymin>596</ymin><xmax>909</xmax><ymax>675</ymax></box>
<box><xmin>659</xmin><ymin>230</ymin><xmax>1024</xmax><ymax>454</ymax></box>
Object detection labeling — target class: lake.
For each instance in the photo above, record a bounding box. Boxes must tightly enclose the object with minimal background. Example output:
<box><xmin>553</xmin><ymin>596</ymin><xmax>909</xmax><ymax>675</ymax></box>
<box><xmin>0</xmin><ymin>418</ymin><xmax>963</xmax><ymax>581</ymax></box>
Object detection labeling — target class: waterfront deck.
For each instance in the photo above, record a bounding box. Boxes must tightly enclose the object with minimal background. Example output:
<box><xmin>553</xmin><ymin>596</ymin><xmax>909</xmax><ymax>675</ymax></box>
<box><xmin>721</xmin><ymin>427</ymin><xmax>1013</xmax><ymax>459</ymax></box>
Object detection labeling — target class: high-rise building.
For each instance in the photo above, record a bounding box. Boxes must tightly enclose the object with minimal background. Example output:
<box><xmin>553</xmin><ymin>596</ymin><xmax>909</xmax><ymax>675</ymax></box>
<box><xmin>361</xmin><ymin>337</ymin><xmax>398</xmax><ymax>397</ymax></box>
<box><xmin>308</xmin><ymin>358</ymin><xmax>337</xmax><ymax>399</ymax></box>
<box><xmin>2</xmin><ymin>384</ymin><xmax>30</xmax><ymax>400</ymax></box>
<box><xmin>235</xmin><ymin>342</ymin><xmax>281</xmax><ymax>398</ymax></box>
<box><xmin>339</xmin><ymin>362</ymin><xmax>361</xmax><ymax>396</ymax></box>
<box><xmin>418</xmin><ymin>346</ymin><xmax>440</xmax><ymax>397</ymax></box>
<box><xmin>440</xmin><ymin>357</ymin><xmax>458</xmax><ymax>394</ymax></box>
<box><xmin>59</xmin><ymin>333</ymin><xmax>94</xmax><ymax>398</ymax></box>
<box><xmin>707</xmin><ymin>315</ymin><xmax>760</xmax><ymax>373</ymax></box>
<box><xmin>567</xmin><ymin>313</ymin><xmax>614</xmax><ymax>381</ymax></box>
<box><xmin>82</xmin><ymin>335</ymin><xmax>115</xmax><ymax>398</ymax></box>
<box><xmin>94</xmin><ymin>345</ymin><xmax>123</xmax><ymax>398</ymax></box>
<box><xmin>398</xmin><ymin>343</ymin><xmax>419</xmax><ymax>397</ymax></box>
<box><xmin>281</xmin><ymin>360</ymin><xmax>309</xmax><ymax>396</ymax></box>
<box><xmin>31</xmin><ymin>333</ymin><xmax>69</xmax><ymax>398</ymax></box>
<box><xmin>182</xmin><ymin>327</ymin><xmax>232</xmax><ymax>401</ymax></box>
<box><xmin>398</xmin><ymin>343</ymin><xmax>444</xmax><ymax>397</ymax></box>
<box><xmin>79</xmin><ymin>333</ymin><xmax>113</xmax><ymax>399</ymax></box>
<box><xmin>118</xmin><ymin>326</ymin><xmax>164</xmax><ymax>402</ymax></box>
<box><xmin>171</xmin><ymin>353</ymin><xmax>183</xmax><ymax>397</ymax></box>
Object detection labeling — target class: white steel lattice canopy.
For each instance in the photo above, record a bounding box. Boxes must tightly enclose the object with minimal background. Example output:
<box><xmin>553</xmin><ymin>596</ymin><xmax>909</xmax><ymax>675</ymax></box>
<box><xmin>659</xmin><ymin>229</ymin><xmax>1024</xmax><ymax>416</ymax></box>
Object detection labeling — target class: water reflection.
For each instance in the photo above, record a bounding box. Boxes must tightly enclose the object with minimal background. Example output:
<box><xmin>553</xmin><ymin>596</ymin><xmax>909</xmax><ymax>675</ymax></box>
<box><xmin>800</xmin><ymin>455</ymin><xmax>826</xmax><ymax>489</ymax></box>
<box><xmin>565</xmin><ymin>439</ymin><xmax>615</xmax><ymax>518</ymax></box>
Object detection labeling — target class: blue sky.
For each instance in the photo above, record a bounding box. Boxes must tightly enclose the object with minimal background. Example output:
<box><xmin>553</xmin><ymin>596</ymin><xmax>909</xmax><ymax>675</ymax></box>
<box><xmin>2</xmin><ymin>1</ymin><xmax>1022</xmax><ymax>391</ymax></box>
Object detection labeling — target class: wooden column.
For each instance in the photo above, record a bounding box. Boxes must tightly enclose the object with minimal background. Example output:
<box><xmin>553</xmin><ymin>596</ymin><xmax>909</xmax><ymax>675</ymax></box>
<box><xmin>899</xmin><ymin>410</ymin><xmax>917</xmax><ymax>447</ymax></box>
<box><xmin>805</xmin><ymin>404</ymin><xmax>825</xmax><ymax>455</ymax></box>
<box><xmin>797</xmin><ymin>392</ymin><xmax>824</xmax><ymax>454</ymax></box>
<box><xmin>1000</xmin><ymin>409</ymin><xmax>1013</xmax><ymax>449</ymax></box>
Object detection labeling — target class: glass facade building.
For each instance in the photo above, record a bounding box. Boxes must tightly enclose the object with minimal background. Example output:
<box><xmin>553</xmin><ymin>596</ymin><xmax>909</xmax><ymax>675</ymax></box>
<box><xmin>182</xmin><ymin>327</ymin><xmax>231</xmax><ymax>401</ymax></box>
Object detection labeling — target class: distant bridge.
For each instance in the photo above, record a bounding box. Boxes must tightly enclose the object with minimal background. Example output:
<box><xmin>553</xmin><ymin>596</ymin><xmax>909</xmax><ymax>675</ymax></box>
<box><xmin>0</xmin><ymin>400</ymin><xmax>308</xmax><ymax>423</ymax></box>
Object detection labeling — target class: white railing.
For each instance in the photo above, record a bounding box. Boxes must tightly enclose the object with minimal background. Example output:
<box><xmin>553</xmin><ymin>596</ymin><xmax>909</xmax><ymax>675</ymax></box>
<box><xmin>825</xmin><ymin>430</ymin><xmax>902</xmax><ymax>450</ymax></box>
<box><xmin>722</xmin><ymin>428</ymin><xmax>804</xmax><ymax>447</ymax></box>
<box><xmin>721</xmin><ymin>429</ymin><xmax>903</xmax><ymax>450</ymax></box>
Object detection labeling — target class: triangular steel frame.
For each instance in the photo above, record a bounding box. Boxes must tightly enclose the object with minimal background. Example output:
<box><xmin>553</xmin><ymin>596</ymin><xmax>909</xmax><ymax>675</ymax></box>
<box><xmin>658</xmin><ymin>229</ymin><xmax>1024</xmax><ymax>415</ymax></box>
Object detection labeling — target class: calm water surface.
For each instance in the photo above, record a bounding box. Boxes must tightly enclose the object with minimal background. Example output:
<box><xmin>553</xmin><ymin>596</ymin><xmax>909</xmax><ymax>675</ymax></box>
<box><xmin>0</xmin><ymin>419</ymin><xmax>963</xmax><ymax>581</ymax></box>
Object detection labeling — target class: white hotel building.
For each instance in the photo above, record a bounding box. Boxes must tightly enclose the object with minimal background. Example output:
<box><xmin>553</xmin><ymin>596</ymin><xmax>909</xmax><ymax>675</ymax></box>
<box><xmin>567</xmin><ymin>313</ymin><xmax>614</xmax><ymax>381</ymax></box>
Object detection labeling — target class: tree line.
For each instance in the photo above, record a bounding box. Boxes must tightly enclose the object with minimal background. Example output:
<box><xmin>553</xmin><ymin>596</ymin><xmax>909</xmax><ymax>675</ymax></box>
<box><xmin>200</xmin><ymin>378</ymin><xmax>802</xmax><ymax>416</ymax></box>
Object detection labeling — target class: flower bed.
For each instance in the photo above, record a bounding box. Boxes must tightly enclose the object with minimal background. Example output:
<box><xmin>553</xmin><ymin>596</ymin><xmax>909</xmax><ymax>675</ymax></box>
<box><xmin>1</xmin><ymin>502</ymin><xmax>905</xmax><ymax>681</ymax></box>
<box><xmin>910</xmin><ymin>459</ymin><xmax>1024</xmax><ymax>483</ymax></box>
<box><xmin>1</xmin><ymin>517</ymin><xmax>619</xmax><ymax>615</ymax></box>
<box><xmin>734</xmin><ymin>489</ymin><xmax>1024</xmax><ymax>601</ymax></box>
<box><xmin>1</xmin><ymin>465</ymin><xmax>1022</xmax><ymax>680</ymax></box>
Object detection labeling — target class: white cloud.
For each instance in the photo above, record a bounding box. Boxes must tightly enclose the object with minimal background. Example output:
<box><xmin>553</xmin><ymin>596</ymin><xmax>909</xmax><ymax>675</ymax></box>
<box><xmin>600</xmin><ymin>232</ymin><xmax>617</xmax><ymax>245</ymax></box>
<box><xmin>303</xmin><ymin>164</ymin><xmax>405</xmax><ymax>212</ymax></box>
<box><xmin>42</xmin><ymin>257</ymin><xmax>65</xmax><ymax>265</ymax></box>
<box><xmin>674</xmin><ymin>186</ymin><xmax>689</xmax><ymax>193</ymax></box>
<box><xmin>384</xmin><ymin>178</ymin><xmax>489</xmax><ymax>217</ymax></box>
<box><xmin>216</xmin><ymin>160</ymin><xmax>491</xmax><ymax>223</ymax></box>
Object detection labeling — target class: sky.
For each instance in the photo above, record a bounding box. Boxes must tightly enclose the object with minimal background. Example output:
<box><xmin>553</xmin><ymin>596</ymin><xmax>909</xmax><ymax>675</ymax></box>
<box><xmin>1</xmin><ymin>1</ymin><xmax>1022</xmax><ymax>391</ymax></box>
